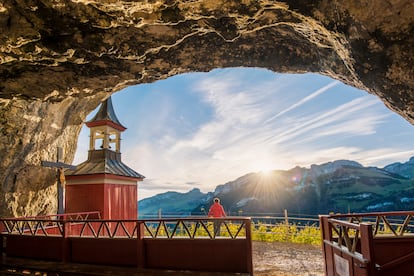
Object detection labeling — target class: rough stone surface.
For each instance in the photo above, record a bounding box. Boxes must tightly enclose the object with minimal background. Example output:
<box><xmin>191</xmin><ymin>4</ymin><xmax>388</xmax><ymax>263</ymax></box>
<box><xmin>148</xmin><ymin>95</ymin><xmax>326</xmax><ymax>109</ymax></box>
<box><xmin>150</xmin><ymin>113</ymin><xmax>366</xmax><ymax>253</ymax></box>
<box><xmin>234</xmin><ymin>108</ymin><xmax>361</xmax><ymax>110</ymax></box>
<box><xmin>0</xmin><ymin>0</ymin><xmax>413</xmax><ymax>217</ymax></box>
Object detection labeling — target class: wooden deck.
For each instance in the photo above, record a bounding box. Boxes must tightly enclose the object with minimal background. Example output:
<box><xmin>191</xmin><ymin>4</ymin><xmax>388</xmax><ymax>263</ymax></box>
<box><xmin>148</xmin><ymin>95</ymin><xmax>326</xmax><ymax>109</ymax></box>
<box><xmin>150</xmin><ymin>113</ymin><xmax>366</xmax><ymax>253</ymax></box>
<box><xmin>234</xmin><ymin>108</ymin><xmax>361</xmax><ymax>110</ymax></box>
<box><xmin>0</xmin><ymin>215</ymin><xmax>253</xmax><ymax>275</ymax></box>
<box><xmin>0</xmin><ymin>256</ymin><xmax>249</xmax><ymax>275</ymax></box>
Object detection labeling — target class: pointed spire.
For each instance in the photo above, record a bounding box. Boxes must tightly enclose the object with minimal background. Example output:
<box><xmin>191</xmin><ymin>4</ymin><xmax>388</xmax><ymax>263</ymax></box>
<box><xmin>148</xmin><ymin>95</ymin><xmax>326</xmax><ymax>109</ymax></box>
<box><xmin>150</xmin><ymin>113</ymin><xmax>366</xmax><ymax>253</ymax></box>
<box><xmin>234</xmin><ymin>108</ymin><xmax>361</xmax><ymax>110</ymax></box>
<box><xmin>86</xmin><ymin>96</ymin><xmax>126</xmax><ymax>131</ymax></box>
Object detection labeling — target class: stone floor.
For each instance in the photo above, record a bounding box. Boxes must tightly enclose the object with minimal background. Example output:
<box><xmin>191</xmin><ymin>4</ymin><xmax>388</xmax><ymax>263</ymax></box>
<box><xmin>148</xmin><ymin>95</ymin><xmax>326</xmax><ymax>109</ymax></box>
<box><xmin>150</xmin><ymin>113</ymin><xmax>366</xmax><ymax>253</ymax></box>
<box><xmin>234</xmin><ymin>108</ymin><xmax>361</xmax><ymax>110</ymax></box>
<box><xmin>0</xmin><ymin>241</ymin><xmax>324</xmax><ymax>275</ymax></box>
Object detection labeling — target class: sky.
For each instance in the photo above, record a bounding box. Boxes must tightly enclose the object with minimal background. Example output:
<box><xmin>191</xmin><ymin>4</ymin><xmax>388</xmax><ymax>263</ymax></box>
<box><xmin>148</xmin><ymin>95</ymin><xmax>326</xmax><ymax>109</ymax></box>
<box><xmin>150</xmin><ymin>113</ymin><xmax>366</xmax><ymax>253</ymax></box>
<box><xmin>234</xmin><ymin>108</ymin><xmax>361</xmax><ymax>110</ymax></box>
<box><xmin>73</xmin><ymin>68</ymin><xmax>414</xmax><ymax>200</ymax></box>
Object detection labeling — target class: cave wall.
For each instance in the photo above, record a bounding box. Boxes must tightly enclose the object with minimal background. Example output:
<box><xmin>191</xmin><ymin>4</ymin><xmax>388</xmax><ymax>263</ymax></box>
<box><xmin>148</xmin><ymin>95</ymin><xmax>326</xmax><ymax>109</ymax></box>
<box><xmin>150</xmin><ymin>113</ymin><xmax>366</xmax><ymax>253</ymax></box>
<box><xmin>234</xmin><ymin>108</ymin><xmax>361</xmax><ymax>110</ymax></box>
<box><xmin>0</xmin><ymin>0</ymin><xmax>413</xmax><ymax>217</ymax></box>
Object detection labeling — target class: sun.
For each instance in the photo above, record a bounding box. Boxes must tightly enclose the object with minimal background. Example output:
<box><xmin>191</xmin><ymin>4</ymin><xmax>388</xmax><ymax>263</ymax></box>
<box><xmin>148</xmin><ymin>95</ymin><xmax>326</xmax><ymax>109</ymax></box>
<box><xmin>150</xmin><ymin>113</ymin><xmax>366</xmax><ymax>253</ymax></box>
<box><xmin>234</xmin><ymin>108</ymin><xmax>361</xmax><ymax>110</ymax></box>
<box><xmin>253</xmin><ymin>161</ymin><xmax>275</xmax><ymax>175</ymax></box>
<box><xmin>252</xmin><ymin>163</ymin><xmax>282</xmax><ymax>204</ymax></box>
<box><xmin>259</xmin><ymin>169</ymin><xmax>273</xmax><ymax>176</ymax></box>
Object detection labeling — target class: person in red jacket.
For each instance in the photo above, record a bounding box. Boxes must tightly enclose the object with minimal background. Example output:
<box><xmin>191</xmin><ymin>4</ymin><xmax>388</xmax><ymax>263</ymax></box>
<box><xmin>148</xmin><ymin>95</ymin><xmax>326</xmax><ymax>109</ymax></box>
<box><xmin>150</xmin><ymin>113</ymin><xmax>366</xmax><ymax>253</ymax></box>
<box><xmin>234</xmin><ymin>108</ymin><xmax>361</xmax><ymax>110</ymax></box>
<box><xmin>208</xmin><ymin>198</ymin><xmax>226</xmax><ymax>236</ymax></box>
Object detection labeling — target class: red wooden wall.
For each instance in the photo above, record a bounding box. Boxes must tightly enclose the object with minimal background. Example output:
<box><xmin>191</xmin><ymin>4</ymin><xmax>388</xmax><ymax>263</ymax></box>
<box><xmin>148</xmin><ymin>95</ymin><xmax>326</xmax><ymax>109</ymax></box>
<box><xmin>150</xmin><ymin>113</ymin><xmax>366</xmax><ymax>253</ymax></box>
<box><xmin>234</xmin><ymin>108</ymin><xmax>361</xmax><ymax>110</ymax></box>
<box><xmin>66</xmin><ymin>184</ymin><xmax>104</xmax><ymax>216</ymax></box>
<box><xmin>66</xmin><ymin>174</ymin><xmax>138</xmax><ymax>220</ymax></box>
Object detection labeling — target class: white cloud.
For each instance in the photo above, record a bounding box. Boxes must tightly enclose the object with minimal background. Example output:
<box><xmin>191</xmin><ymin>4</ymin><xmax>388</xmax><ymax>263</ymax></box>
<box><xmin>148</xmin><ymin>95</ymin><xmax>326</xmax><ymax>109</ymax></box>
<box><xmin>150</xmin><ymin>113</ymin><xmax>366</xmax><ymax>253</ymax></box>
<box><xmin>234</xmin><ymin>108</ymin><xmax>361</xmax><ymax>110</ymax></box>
<box><xmin>358</xmin><ymin>149</ymin><xmax>414</xmax><ymax>167</ymax></box>
<box><xmin>74</xmin><ymin>69</ymin><xmax>414</xmax><ymax>200</ymax></box>
<box><xmin>264</xmin><ymin>80</ymin><xmax>340</xmax><ymax>123</ymax></box>
<box><xmin>270</xmin><ymin>96</ymin><xmax>389</xmax><ymax>146</ymax></box>
<box><xmin>131</xmin><ymin>74</ymin><xmax>371</xmax><ymax>194</ymax></box>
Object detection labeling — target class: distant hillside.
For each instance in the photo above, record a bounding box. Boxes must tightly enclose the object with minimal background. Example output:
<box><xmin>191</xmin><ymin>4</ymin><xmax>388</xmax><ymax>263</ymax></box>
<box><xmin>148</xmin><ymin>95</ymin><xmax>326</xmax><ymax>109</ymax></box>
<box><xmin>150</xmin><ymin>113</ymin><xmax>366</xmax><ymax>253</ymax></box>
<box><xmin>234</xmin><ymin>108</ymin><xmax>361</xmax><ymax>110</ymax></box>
<box><xmin>138</xmin><ymin>157</ymin><xmax>414</xmax><ymax>217</ymax></box>
<box><xmin>138</xmin><ymin>188</ymin><xmax>209</xmax><ymax>218</ymax></box>
<box><xmin>383</xmin><ymin>157</ymin><xmax>414</xmax><ymax>179</ymax></box>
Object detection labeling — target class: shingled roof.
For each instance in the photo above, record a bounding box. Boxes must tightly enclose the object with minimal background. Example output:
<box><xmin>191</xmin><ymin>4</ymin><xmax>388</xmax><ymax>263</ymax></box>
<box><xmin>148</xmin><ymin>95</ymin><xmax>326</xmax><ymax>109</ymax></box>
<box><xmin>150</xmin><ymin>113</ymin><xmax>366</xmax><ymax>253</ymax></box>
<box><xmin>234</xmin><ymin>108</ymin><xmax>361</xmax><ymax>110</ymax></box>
<box><xmin>86</xmin><ymin>96</ymin><xmax>126</xmax><ymax>130</ymax></box>
<box><xmin>66</xmin><ymin>149</ymin><xmax>144</xmax><ymax>179</ymax></box>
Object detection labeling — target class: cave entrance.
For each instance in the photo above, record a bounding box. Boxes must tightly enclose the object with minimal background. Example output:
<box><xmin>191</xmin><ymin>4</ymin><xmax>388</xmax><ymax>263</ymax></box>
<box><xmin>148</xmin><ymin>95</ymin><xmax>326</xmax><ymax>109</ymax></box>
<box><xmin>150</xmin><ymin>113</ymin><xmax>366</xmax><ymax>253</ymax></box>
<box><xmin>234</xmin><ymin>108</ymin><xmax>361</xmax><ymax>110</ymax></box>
<box><xmin>73</xmin><ymin>68</ymin><xmax>414</xmax><ymax>201</ymax></box>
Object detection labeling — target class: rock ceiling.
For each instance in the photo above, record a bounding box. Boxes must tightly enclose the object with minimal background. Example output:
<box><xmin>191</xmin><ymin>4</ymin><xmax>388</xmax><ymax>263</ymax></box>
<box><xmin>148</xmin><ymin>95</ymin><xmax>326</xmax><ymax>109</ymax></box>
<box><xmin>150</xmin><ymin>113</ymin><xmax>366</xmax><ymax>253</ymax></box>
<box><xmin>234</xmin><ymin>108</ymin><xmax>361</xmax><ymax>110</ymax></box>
<box><xmin>0</xmin><ymin>0</ymin><xmax>413</xmax><ymax>217</ymax></box>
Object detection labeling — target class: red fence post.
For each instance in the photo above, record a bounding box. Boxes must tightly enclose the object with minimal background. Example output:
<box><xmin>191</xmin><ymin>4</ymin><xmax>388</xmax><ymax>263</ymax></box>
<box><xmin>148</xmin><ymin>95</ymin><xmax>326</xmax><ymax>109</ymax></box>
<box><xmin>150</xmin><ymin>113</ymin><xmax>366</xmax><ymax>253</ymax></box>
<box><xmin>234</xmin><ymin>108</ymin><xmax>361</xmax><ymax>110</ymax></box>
<box><xmin>0</xmin><ymin>233</ymin><xmax>3</xmax><ymax>256</ymax></box>
<box><xmin>0</xmin><ymin>221</ymin><xmax>8</xmax><ymax>257</ymax></box>
<box><xmin>360</xmin><ymin>223</ymin><xmax>375</xmax><ymax>275</ymax></box>
<box><xmin>245</xmin><ymin>219</ymin><xmax>253</xmax><ymax>275</ymax></box>
<box><xmin>320</xmin><ymin>215</ymin><xmax>334</xmax><ymax>276</ymax></box>
<box><xmin>0</xmin><ymin>222</ymin><xmax>4</xmax><ymax>256</ymax></box>
<box><xmin>62</xmin><ymin>220</ymin><xmax>70</xmax><ymax>263</ymax></box>
<box><xmin>137</xmin><ymin>221</ymin><xmax>145</xmax><ymax>269</ymax></box>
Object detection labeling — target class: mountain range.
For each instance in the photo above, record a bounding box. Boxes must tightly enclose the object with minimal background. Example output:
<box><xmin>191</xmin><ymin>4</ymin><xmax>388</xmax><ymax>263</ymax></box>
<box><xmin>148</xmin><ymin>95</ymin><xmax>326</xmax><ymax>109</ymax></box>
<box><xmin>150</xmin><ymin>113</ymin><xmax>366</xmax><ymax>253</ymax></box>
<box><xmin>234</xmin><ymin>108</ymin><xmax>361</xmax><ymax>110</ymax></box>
<box><xmin>138</xmin><ymin>157</ymin><xmax>414</xmax><ymax>218</ymax></box>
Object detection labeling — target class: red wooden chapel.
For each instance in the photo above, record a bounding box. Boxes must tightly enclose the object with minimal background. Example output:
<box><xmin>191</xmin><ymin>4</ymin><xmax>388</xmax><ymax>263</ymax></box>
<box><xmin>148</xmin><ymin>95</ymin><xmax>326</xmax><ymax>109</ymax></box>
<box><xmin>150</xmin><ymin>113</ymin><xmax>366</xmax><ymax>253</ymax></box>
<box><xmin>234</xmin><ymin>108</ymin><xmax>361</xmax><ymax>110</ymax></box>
<box><xmin>65</xmin><ymin>96</ymin><xmax>144</xmax><ymax>220</ymax></box>
<box><xmin>0</xmin><ymin>96</ymin><xmax>253</xmax><ymax>276</ymax></box>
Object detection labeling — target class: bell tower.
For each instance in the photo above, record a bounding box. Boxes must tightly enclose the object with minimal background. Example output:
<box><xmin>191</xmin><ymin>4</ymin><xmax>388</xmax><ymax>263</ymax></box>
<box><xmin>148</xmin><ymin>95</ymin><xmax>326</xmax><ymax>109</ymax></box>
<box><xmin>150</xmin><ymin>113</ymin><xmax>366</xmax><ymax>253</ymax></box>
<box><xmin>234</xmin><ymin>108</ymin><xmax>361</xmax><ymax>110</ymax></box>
<box><xmin>86</xmin><ymin>98</ymin><xmax>124</xmax><ymax>153</ymax></box>
<box><xmin>65</xmin><ymin>96</ymin><xmax>144</xmax><ymax>220</ymax></box>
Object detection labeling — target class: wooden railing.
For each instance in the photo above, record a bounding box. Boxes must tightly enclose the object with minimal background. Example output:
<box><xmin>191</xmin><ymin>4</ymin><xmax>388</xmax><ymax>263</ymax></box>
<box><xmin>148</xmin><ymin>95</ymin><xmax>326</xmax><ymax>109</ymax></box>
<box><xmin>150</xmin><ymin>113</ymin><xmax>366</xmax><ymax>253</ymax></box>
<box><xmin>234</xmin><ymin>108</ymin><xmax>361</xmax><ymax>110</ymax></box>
<box><xmin>0</xmin><ymin>211</ymin><xmax>101</xmax><ymax>237</ymax></box>
<box><xmin>320</xmin><ymin>211</ymin><xmax>414</xmax><ymax>276</ymax></box>
<box><xmin>1</xmin><ymin>211</ymin><xmax>100</xmax><ymax>221</ymax></box>
<box><xmin>0</xmin><ymin>214</ymin><xmax>250</xmax><ymax>240</ymax></box>
<box><xmin>141</xmin><ymin>217</ymin><xmax>248</xmax><ymax>239</ymax></box>
<box><xmin>0</xmin><ymin>214</ymin><xmax>253</xmax><ymax>275</ymax></box>
<box><xmin>327</xmin><ymin>211</ymin><xmax>414</xmax><ymax>237</ymax></box>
